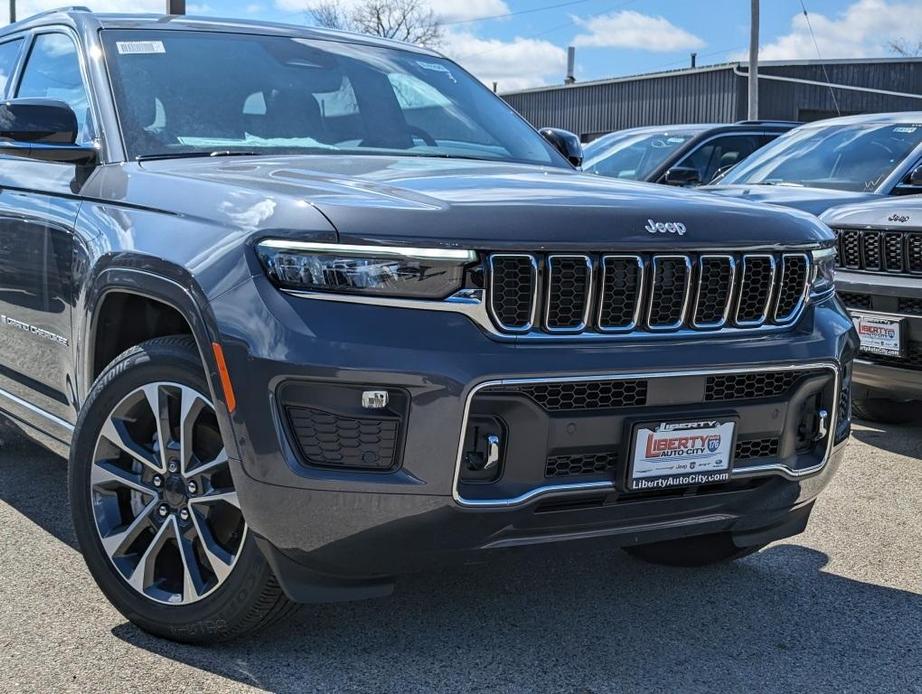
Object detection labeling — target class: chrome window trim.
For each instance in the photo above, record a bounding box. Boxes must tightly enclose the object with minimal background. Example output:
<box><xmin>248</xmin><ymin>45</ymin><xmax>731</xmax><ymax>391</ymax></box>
<box><xmin>734</xmin><ymin>254</ymin><xmax>776</xmax><ymax>327</ymax></box>
<box><xmin>646</xmin><ymin>255</ymin><xmax>692</xmax><ymax>330</ymax></box>
<box><xmin>691</xmin><ymin>254</ymin><xmax>736</xmax><ymax>329</ymax></box>
<box><xmin>774</xmin><ymin>252</ymin><xmax>811</xmax><ymax>324</ymax></box>
<box><xmin>487</xmin><ymin>253</ymin><xmax>538</xmax><ymax>333</ymax></box>
<box><xmin>451</xmin><ymin>362</ymin><xmax>841</xmax><ymax>508</ymax></box>
<box><xmin>544</xmin><ymin>254</ymin><xmax>593</xmax><ymax>333</ymax></box>
<box><xmin>597</xmin><ymin>255</ymin><xmax>645</xmax><ymax>332</ymax></box>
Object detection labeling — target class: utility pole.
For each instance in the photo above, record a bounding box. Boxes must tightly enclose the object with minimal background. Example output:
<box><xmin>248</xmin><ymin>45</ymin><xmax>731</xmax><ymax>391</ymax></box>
<box><xmin>748</xmin><ymin>0</ymin><xmax>759</xmax><ymax>120</ymax></box>
<box><xmin>166</xmin><ymin>0</ymin><xmax>186</xmax><ymax>14</ymax></box>
<box><xmin>9</xmin><ymin>0</ymin><xmax>15</xmax><ymax>23</ymax></box>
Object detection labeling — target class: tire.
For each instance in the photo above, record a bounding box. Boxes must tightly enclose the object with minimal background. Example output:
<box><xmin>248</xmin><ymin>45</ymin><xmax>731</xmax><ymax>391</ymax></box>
<box><xmin>621</xmin><ymin>533</ymin><xmax>765</xmax><ymax>567</ymax></box>
<box><xmin>852</xmin><ymin>397</ymin><xmax>918</xmax><ymax>425</ymax></box>
<box><xmin>69</xmin><ymin>336</ymin><xmax>295</xmax><ymax>643</ymax></box>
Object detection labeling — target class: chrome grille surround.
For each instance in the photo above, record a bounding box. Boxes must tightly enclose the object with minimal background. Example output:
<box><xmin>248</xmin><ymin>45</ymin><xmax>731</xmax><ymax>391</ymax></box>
<box><xmin>486</xmin><ymin>251</ymin><xmax>810</xmax><ymax>337</ymax></box>
<box><xmin>486</xmin><ymin>254</ymin><xmax>538</xmax><ymax>333</ymax></box>
<box><xmin>544</xmin><ymin>254</ymin><xmax>593</xmax><ymax>333</ymax></box>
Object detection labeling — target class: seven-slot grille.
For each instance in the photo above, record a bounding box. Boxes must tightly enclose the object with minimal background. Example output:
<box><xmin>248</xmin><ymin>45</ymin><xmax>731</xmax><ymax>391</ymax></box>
<box><xmin>485</xmin><ymin>252</ymin><xmax>810</xmax><ymax>335</ymax></box>
<box><xmin>835</xmin><ymin>228</ymin><xmax>922</xmax><ymax>274</ymax></box>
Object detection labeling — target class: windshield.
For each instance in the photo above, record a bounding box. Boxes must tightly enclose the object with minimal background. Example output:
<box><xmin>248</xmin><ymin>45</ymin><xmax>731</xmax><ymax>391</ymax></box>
<box><xmin>717</xmin><ymin>122</ymin><xmax>922</xmax><ymax>192</ymax></box>
<box><xmin>101</xmin><ymin>30</ymin><xmax>565</xmax><ymax>166</ymax></box>
<box><xmin>582</xmin><ymin>129</ymin><xmax>700</xmax><ymax>180</ymax></box>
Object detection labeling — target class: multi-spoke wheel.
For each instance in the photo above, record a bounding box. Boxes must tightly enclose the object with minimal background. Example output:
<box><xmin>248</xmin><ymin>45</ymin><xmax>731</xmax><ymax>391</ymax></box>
<box><xmin>70</xmin><ymin>336</ymin><xmax>294</xmax><ymax>643</ymax></box>
<box><xmin>91</xmin><ymin>382</ymin><xmax>244</xmax><ymax>605</ymax></box>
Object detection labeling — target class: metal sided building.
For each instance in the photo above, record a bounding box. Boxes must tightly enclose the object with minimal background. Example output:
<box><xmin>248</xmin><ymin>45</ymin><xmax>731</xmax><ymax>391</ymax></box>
<box><xmin>501</xmin><ymin>58</ymin><xmax>922</xmax><ymax>141</ymax></box>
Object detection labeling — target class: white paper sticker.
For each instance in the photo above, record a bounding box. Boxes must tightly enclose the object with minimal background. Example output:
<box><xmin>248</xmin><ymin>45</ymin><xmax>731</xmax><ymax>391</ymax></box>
<box><xmin>116</xmin><ymin>41</ymin><xmax>166</xmax><ymax>55</ymax></box>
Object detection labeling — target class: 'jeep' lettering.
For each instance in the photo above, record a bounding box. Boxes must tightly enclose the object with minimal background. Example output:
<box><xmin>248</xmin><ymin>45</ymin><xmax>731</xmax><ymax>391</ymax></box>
<box><xmin>645</xmin><ymin>219</ymin><xmax>687</xmax><ymax>235</ymax></box>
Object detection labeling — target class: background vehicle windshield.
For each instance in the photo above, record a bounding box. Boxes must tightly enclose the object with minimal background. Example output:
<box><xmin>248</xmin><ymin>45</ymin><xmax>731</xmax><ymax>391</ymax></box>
<box><xmin>582</xmin><ymin>130</ymin><xmax>698</xmax><ymax>180</ymax></box>
<box><xmin>102</xmin><ymin>30</ymin><xmax>565</xmax><ymax>166</ymax></box>
<box><xmin>717</xmin><ymin>122</ymin><xmax>922</xmax><ymax>191</ymax></box>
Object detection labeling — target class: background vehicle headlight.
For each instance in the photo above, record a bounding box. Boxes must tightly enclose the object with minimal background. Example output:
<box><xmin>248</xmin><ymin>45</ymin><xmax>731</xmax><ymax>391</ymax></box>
<box><xmin>811</xmin><ymin>246</ymin><xmax>836</xmax><ymax>297</ymax></box>
<box><xmin>256</xmin><ymin>240</ymin><xmax>477</xmax><ymax>299</ymax></box>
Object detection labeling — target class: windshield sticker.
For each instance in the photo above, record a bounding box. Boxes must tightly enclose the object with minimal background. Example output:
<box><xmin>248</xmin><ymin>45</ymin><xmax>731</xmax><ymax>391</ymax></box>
<box><xmin>116</xmin><ymin>41</ymin><xmax>166</xmax><ymax>55</ymax></box>
<box><xmin>894</xmin><ymin>127</ymin><xmax>918</xmax><ymax>133</ymax></box>
<box><xmin>416</xmin><ymin>61</ymin><xmax>456</xmax><ymax>82</ymax></box>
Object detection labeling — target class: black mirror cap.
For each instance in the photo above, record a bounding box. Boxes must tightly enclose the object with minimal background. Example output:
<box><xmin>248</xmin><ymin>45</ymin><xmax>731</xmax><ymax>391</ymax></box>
<box><xmin>664</xmin><ymin>166</ymin><xmax>702</xmax><ymax>186</ymax></box>
<box><xmin>909</xmin><ymin>164</ymin><xmax>922</xmax><ymax>187</ymax></box>
<box><xmin>0</xmin><ymin>98</ymin><xmax>96</xmax><ymax>164</ymax></box>
<box><xmin>539</xmin><ymin>127</ymin><xmax>583</xmax><ymax>168</ymax></box>
<box><xmin>0</xmin><ymin>98</ymin><xmax>79</xmax><ymax>144</ymax></box>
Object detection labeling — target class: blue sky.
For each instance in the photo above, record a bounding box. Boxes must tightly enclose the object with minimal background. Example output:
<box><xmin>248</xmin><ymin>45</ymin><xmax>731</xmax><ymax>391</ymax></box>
<box><xmin>8</xmin><ymin>0</ymin><xmax>922</xmax><ymax>90</ymax></box>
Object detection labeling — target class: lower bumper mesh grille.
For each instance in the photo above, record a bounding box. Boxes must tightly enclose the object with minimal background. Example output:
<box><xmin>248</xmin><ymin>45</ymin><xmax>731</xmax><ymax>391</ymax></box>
<box><xmin>545</xmin><ymin>452</ymin><xmax>617</xmax><ymax>477</ymax></box>
<box><xmin>285</xmin><ymin>406</ymin><xmax>399</xmax><ymax>470</ymax></box>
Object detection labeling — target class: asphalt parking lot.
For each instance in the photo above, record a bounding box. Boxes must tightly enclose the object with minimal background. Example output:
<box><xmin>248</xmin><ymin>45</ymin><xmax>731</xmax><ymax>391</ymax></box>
<box><xmin>1</xmin><ymin>421</ymin><xmax>921</xmax><ymax>694</ymax></box>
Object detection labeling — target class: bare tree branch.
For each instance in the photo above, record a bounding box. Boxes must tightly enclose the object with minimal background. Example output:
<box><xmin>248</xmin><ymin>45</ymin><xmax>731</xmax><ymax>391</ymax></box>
<box><xmin>888</xmin><ymin>37</ymin><xmax>922</xmax><ymax>57</ymax></box>
<box><xmin>309</xmin><ymin>0</ymin><xmax>442</xmax><ymax>47</ymax></box>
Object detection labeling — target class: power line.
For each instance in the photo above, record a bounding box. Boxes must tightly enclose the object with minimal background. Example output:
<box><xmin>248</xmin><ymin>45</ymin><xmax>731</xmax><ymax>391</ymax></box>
<box><xmin>442</xmin><ymin>0</ymin><xmax>601</xmax><ymax>26</ymax></box>
<box><xmin>799</xmin><ymin>0</ymin><xmax>840</xmax><ymax>116</ymax></box>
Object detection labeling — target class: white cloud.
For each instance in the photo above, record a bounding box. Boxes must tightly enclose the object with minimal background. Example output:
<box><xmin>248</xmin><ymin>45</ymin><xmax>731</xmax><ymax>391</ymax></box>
<box><xmin>755</xmin><ymin>0</ymin><xmax>922</xmax><ymax>60</ymax></box>
<box><xmin>442</xmin><ymin>31</ymin><xmax>566</xmax><ymax>91</ymax></box>
<box><xmin>3</xmin><ymin>0</ymin><xmax>162</xmax><ymax>23</ymax></box>
<box><xmin>187</xmin><ymin>3</ymin><xmax>214</xmax><ymax>13</ymax></box>
<box><xmin>245</xmin><ymin>3</ymin><xmax>266</xmax><ymax>13</ymax></box>
<box><xmin>275</xmin><ymin>0</ymin><xmax>509</xmax><ymax>23</ymax></box>
<box><xmin>572</xmin><ymin>9</ymin><xmax>705</xmax><ymax>52</ymax></box>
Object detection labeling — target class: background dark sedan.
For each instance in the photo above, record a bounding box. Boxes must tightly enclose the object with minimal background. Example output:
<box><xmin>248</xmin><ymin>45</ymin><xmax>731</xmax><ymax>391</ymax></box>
<box><xmin>582</xmin><ymin>120</ymin><xmax>796</xmax><ymax>187</ymax></box>
<box><xmin>705</xmin><ymin>113</ymin><xmax>922</xmax><ymax>215</ymax></box>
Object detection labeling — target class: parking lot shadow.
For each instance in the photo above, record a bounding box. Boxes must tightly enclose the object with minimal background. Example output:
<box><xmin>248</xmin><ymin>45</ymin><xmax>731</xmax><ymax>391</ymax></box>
<box><xmin>112</xmin><ymin>541</ymin><xmax>922</xmax><ymax>693</ymax></box>
<box><xmin>0</xmin><ymin>425</ymin><xmax>76</xmax><ymax>549</ymax></box>
<box><xmin>851</xmin><ymin>419</ymin><xmax>922</xmax><ymax>460</ymax></box>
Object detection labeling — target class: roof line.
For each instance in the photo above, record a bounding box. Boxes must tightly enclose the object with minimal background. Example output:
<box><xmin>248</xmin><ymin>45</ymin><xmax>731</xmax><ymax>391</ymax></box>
<box><xmin>501</xmin><ymin>56</ymin><xmax>922</xmax><ymax>97</ymax></box>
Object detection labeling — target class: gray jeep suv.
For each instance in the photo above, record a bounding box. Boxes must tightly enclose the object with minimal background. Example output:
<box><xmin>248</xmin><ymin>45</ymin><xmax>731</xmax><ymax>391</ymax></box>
<box><xmin>0</xmin><ymin>9</ymin><xmax>855</xmax><ymax>642</ymax></box>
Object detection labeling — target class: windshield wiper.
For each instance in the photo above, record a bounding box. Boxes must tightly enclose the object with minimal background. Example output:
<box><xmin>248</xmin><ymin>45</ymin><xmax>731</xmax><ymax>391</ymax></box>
<box><xmin>136</xmin><ymin>150</ymin><xmax>263</xmax><ymax>162</ymax></box>
<box><xmin>754</xmin><ymin>180</ymin><xmax>805</xmax><ymax>187</ymax></box>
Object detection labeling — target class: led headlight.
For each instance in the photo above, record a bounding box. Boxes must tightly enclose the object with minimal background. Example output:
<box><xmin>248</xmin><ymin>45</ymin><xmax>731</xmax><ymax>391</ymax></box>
<box><xmin>810</xmin><ymin>246</ymin><xmax>836</xmax><ymax>297</ymax></box>
<box><xmin>257</xmin><ymin>240</ymin><xmax>477</xmax><ymax>299</ymax></box>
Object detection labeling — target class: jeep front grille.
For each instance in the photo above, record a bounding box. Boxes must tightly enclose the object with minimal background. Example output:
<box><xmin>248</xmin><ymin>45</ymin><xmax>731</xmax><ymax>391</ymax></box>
<box><xmin>835</xmin><ymin>228</ymin><xmax>922</xmax><ymax>274</ymax></box>
<box><xmin>485</xmin><ymin>252</ymin><xmax>810</xmax><ymax>335</ymax></box>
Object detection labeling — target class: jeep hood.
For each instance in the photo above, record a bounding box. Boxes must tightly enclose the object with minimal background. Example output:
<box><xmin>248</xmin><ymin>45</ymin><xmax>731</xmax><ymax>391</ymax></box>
<box><xmin>702</xmin><ymin>184</ymin><xmax>882</xmax><ymax>216</ymax></box>
<box><xmin>120</xmin><ymin>155</ymin><xmax>833</xmax><ymax>249</ymax></box>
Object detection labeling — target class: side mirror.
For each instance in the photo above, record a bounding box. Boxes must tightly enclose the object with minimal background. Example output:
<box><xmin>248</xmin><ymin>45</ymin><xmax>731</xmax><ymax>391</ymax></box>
<box><xmin>539</xmin><ymin>127</ymin><xmax>583</xmax><ymax>167</ymax></box>
<box><xmin>0</xmin><ymin>98</ymin><xmax>96</xmax><ymax>164</ymax></box>
<box><xmin>664</xmin><ymin>165</ymin><xmax>702</xmax><ymax>187</ymax></box>
<box><xmin>909</xmin><ymin>165</ymin><xmax>922</xmax><ymax>187</ymax></box>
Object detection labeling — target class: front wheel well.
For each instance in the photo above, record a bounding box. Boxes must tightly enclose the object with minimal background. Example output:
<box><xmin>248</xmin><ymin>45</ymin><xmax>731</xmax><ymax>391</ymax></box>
<box><xmin>91</xmin><ymin>292</ymin><xmax>194</xmax><ymax>381</ymax></box>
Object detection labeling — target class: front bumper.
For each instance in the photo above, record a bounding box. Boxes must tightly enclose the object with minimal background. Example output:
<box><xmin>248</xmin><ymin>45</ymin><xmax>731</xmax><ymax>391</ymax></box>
<box><xmin>211</xmin><ymin>276</ymin><xmax>855</xmax><ymax>600</ymax></box>
<box><xmin>838</xmin><ymin>269</ymin><xmax>922</xmax><ymax>399</ymax></box>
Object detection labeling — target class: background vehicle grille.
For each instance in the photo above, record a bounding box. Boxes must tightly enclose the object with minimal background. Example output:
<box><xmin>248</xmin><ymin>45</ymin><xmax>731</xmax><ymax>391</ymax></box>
<box><xmin>485</xmin><ymin>251</ymin><xmax>810</xmax><ymax>335</ymax></box>
<box><xmin>734</xmin><ymin>437</ymin><xmax>779</xmax><ymax>460</ymax></box>
<box><xmin>545</xmin><ymin>452</ymin><xmax>617</xmax><ymax>477</ymax></box>
<box><xmin>835</xmin><ymin>228</ymin><xmax>922</xmax><ymax>274</ymax></box>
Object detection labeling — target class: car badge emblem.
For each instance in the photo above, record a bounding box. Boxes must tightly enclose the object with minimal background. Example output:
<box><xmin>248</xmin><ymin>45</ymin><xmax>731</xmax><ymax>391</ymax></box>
<box><xmin>645</xmin><ymin>219</ymin><xmax>687</xmax><ymax>236</ymax></box>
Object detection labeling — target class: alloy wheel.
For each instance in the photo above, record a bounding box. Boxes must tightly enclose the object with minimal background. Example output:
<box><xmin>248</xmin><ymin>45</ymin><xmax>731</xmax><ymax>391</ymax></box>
<box><xmin>89</xmin><ymin>382</ymin><xmax>246</xmax><ymax>605</ymax></box>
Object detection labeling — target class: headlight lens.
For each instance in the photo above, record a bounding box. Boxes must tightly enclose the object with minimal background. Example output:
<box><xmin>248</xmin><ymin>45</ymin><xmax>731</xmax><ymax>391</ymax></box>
<box><xmin>256</xmin><ymin>240</ymin><xmax>477</xmax><ymax>299</ymax></box>
<box><xmin>811</xmin><ymin>246</ymin><xmax>836</xmax><ymax>296</ymax></box>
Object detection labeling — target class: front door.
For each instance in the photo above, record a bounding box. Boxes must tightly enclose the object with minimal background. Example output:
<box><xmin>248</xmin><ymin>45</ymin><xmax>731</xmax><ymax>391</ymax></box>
<box><xmin>0</xmin><ymin>31</ymin><xmax>95</xmax><ymax>426</ymax></box>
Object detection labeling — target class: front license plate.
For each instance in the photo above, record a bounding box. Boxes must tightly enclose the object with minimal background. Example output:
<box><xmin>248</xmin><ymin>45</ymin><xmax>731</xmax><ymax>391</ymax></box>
<box><xmin>853</xmin><ymin>313</ymin><xmax>904</xmax><ymax>357</ymax></box>
<box><xmin>628</xmin><ymin>420</ymin><xmax>736</xmax><ymax>491</ymax></box>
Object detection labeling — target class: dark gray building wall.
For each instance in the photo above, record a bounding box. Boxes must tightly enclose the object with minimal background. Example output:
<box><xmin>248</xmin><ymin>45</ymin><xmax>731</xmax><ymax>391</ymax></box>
<box><xmin>502</xmin><ymin>59</ymin><xmax>922</xmax><ymax>141</ymax></box>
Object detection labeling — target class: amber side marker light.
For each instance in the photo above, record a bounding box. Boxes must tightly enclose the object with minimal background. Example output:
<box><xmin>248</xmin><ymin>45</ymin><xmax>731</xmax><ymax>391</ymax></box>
<box><xmin>211</xmin><ymin>342</ymin><xmax>237</xmax><ymax>414</ymax></box>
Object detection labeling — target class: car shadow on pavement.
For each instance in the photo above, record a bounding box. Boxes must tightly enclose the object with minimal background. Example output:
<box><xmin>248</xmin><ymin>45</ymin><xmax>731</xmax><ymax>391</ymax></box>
<box><xmin>0</xmin><ymin>425</ymin><xmax>77</xmax><ymax>549</ymax></box>
<box><xmin>851</xmin><ymin>419</ymin><xmax>922</xmax><ymax>460</ymax></box>
<box><xmin>111</xmin><ymin>540</ymin><xmax>922</xmax><ymax>693</ymax></box>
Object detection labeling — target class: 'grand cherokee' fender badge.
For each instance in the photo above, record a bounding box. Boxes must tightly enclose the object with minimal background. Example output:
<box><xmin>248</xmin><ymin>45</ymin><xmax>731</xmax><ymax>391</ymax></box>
<box><xmin>645</xmin><ymin>219</ymin><xmax>687</xmax><ymax>235</ymax></box>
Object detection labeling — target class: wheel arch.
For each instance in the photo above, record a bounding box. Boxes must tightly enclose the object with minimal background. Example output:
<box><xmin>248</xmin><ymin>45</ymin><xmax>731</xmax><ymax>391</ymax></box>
<box><xmin>80</xmin><ymin>266</ymin><xmax>240</xmax><ymax>461</ymax></box>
